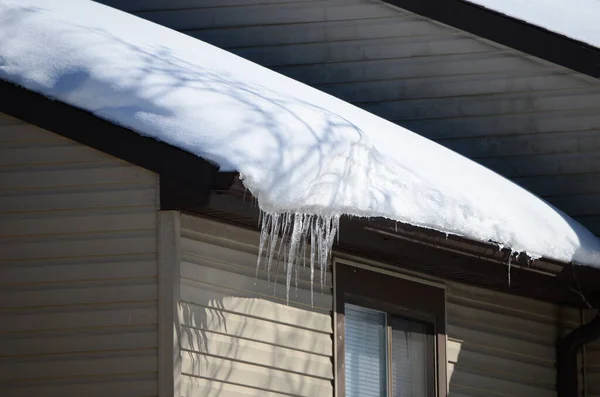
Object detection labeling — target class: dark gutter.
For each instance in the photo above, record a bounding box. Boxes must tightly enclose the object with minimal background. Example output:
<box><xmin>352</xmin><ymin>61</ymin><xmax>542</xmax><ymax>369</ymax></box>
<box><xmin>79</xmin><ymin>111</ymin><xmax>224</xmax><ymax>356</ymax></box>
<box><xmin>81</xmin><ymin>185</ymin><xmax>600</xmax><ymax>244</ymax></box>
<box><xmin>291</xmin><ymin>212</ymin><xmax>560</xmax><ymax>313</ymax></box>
<box><xmin>194</xmin><ymin>180</ymin><xmax>600</xmax><ymax>308</ymax></box>
<box><xmin>383</xmin><ymin>0</ymin><xmax>600</xmax><ymax>78</ymax></box>
<box><xmin>558</xmin><ymin>312</ymin><xmax>600</xmax><ymax>397</ymax></box>
<box><xmin>0</xmin><ymin>80</ymin><xmax>237</xmax><ymax>207</ymax></box>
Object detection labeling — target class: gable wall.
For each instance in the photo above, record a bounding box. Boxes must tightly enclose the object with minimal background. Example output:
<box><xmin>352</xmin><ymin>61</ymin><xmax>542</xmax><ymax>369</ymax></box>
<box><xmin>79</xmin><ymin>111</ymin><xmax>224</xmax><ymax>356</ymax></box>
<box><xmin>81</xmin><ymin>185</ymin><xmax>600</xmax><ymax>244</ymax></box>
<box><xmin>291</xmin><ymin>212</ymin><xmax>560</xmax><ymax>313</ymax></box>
<box><xmin>98</xmin><ymin>0</ymin><xmax>600</xmax><ymax>235</ymax></box>
<box><xmin>0</xmin><ymin>113</ymin><xmax>160</xmax><ymax>397</ymax></box>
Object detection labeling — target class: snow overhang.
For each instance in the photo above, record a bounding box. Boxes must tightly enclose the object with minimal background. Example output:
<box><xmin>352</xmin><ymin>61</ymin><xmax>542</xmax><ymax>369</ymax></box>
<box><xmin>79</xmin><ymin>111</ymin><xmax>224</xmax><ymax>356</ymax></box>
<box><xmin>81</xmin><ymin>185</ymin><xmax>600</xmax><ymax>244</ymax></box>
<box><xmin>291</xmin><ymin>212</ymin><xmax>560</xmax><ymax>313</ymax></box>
<box><xmin>3</xmin><ymin>0</ymin><xmax>600</xmax><ymax>297</ymax></box>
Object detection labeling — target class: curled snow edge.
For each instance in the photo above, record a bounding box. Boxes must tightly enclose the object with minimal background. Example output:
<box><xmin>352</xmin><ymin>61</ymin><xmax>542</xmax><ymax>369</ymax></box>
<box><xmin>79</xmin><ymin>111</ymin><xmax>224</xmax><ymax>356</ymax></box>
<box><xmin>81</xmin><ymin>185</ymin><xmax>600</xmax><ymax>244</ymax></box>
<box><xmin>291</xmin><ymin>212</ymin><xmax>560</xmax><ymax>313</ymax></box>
<box><xmin>3</xmin><ymin>0</ymin><xmax>600</xmax><ymax>278</ymax></box>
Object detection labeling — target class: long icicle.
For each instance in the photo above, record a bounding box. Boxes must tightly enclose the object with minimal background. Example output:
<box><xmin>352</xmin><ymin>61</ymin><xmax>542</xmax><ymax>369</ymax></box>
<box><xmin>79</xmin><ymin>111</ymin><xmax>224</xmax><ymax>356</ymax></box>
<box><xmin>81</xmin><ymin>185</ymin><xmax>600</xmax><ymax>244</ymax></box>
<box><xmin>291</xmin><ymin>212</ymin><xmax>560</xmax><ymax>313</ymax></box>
<box><xmin>256</xmin><ymin>211</ymin><xmax>340</xmax><ymax>307</ymax></box>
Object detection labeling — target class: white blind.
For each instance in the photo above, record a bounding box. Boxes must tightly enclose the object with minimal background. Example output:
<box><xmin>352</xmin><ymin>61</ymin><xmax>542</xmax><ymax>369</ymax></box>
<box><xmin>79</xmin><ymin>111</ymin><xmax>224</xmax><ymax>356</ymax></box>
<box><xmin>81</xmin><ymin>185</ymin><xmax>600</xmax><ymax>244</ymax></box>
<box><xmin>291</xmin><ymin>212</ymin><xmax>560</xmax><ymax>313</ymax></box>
<box><xmin>345</xmin><ymin>304</ymin><xmax>387</xmax><ymax>397</ymax></box>
<box><xmin>391</xmin><ymin>318</ymin><xmax>429</xmax><ymax>397</ymax></box>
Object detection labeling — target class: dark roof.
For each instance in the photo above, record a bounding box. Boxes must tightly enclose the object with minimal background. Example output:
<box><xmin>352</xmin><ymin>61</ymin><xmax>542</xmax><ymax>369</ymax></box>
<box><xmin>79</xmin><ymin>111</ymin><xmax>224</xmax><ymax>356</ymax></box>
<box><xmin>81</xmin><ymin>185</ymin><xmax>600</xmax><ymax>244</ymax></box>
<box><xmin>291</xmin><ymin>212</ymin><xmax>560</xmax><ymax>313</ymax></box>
<box><xmin>384</xmin><ymin>0</ymin><xmax>600</xmax><ymax>78</ymax></box>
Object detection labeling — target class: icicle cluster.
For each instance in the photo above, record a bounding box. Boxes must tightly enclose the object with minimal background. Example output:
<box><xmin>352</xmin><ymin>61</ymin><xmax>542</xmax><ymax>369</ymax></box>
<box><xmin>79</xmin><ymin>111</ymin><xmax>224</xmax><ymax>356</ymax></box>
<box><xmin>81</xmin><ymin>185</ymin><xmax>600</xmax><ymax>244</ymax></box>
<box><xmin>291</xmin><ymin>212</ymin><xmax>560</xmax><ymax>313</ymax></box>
<box><xmin>256</xmin><ymin>211</ymin><xmax>340</xmax><ymax>305</ymax></box>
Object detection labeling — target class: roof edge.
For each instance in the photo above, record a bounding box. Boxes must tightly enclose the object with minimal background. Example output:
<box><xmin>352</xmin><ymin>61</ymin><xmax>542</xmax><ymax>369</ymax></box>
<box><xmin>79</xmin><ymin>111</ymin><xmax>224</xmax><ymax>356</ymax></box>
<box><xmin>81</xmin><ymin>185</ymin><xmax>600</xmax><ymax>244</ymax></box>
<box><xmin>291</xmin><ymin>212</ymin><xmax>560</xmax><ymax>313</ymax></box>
<box><xmin>0</xmin><ymin>79</ymin><xmax>237</xmax><ymax>207</ymax></box>
<box><xmin>384</xmin><ymin>0</ymin><xmax>600</xmax><ymax>78</ymax></box>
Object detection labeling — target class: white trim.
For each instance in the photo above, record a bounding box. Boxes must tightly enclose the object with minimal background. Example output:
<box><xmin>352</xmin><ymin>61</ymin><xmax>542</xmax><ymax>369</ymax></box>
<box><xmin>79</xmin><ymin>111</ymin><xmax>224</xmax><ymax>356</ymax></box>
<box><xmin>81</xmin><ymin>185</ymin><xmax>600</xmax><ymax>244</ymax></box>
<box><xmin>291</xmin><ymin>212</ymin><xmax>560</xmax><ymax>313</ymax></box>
<box><xmin>334</xmin><ymin>257</ymin><xmax>447</xmax><ymax>290</ymax></box>
<box><xmin>158</xmin><ymin>211</ymin><xmax>181</xmax><ymax>397</ymax></box>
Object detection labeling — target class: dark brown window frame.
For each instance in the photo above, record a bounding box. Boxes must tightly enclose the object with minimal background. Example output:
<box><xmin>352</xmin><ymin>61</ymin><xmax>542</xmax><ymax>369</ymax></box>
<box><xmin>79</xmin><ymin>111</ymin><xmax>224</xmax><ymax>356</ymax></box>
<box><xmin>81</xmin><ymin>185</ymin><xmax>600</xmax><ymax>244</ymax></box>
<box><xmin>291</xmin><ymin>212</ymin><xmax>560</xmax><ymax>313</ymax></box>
<box><xmin>335</xmin><ymin>261</ymin><xmax>447</xmax><ymax>397</ymax></box>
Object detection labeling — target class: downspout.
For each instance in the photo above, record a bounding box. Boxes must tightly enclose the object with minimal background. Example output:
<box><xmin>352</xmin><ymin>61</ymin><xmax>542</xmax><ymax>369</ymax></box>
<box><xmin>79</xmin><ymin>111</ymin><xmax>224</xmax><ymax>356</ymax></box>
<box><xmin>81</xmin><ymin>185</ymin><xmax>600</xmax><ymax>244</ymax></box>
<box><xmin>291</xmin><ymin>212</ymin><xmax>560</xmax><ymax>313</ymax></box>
<box><xmin>557</xmin><ymin>311</ymin><xmax>600</xmax><ymax>397</ymax></box>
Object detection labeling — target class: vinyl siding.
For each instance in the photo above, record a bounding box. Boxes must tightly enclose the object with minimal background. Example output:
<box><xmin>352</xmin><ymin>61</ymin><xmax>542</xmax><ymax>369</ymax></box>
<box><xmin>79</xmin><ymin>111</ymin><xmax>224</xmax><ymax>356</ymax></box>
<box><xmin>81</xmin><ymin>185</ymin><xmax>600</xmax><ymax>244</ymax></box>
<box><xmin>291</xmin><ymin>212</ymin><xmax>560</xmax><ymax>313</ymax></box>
<box><xmin>446</xmin><ymin>281</ymin><xmax>578</xmax><ymax>397</ymax></box>
<box><xmin>178</xmin><ymin>215</ymin><xmax>334</xmax><ymax>397</ymax></box>
<box><xmin>0</xmin><ymin>113</ymin><xmax>159</xmax><ymax>397</ymax></box>
<box><xmin>97</xmin><ymin>0</ymin><xmax>600</xmax><ymax>235</ymax></box>
<box><xmin>176</xmin><ymin>214</ymin><xmax>583</xmax><ymax>397</ymax></box>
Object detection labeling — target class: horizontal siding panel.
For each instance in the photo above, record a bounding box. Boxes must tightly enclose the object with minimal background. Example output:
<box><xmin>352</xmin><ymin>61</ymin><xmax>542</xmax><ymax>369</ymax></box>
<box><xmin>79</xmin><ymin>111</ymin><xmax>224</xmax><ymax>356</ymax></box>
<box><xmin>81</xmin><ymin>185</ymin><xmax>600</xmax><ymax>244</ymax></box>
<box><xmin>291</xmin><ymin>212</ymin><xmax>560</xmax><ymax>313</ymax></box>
<box><xmin>402</xmin><ymin>109</ymin><xmax>600</xmax><ymax>140</ymax></box>
<box><xmin>0</xmin><ymin>116</ymin><xmax>158</xmax><ymax>396</ymax></box>
<box><xmin>447</xmin><ymin>341</ymin><xmax>554</xmax><ymax>384</ymax></box>
<box><xmin>443</xmin><ymin>129</ymin><xmax>600</xmax><ymax>159</ymax></box>
<box><xmin>319</xmin><ymin>70</ymin><xmax>583</xmax><ymax>103</ymax></box>
<box><xmin>192</xmin><ymin>16</ymin><xmax>452</xmax><ymax>48</ymax></box>
<box><xmin>0</xmin><ymin>208</ymin><xmax>156</xmax><ymax>237</ymax></box>
<box><xmin>449</xmin><ymin>366</ymin><xmax>554</xmax><ymax>397</ymax></box>
<box><xmin>0</xmin><ymin>349</ymin><xmax>157</xmax><ymax>381</ymax></box>
<box><xmin>277</xmin><ymin>52</ymin><xmax>554</xmax><ymax>85</ymax></box>
<box><xmin>0</xmin><ymin>303</ymin><xmax>158</xmax><ymax>332</ymax></box>
<box><xmin>0</xmin><ymin>278</ymin><xmax>156</xmax><ymax>308</ymax></box>
<box><xmin>447</xmin><ymin>302</ymin><xmax>557</xmax><ymax>345</ymax></box>
<box><xmin>181</xmin><ymin>261</ymin><xmax>332</xmax><ymax>310</ymax></box>
<box><xmin>2</xmin><ymin>374</ymin><xmax>157</xmax><ymax>397</ymax></box>
<box><xmin>363</xmin><ymin>88</ymin><xmax>600</xmax><ymax>122</ymax></box>
<box><xmin>0</xmin><ymin>326</ymin><xmax>158</xmax><ymax>356</ymax></box>
<box><xmin>0</xmin><ymin>255</ymin><xmax>157</xmax><ymax>285</ymax></box>
<box><xmin>181</xmin><ymin>330</ymin><xmax>332</xmax><ymax>379</ymax></box>
<box><xmin>179</xmin><ymin>215</ymin><xmax>333</xmax><ymax>397</ymax></box>
<box><xmin>179</xmin><ymin>279</ymin><xmax>331</xmax><ymax>332</ymax></box>
<box><xmin>179</xmin><ymin>302</ymin><xmax>332</xmax><ymax>356</ymax></box>
<box><xmin>0</xmin><ymin>164</ymin><xmax>155</xmax><ymax>190</ymax></box>
<box><xmin>0</xmin><ymin>124</ymin><xmax>65</xmax><ymax>143</ymax></box>
<box><xmin>479</xmin><ymin>152</ymin><xmax>600</xmax><ymax>178</ymax></box>
<box><xmin>447</xmin><ymin>282</ymin><xmax>572</xmax><ymax>396</ymax></box>
<box><xmin>234</xmin><ymin>34</ymin><xmax>495</xmax><ymax>67</ymax></box>
<box><xmin>0</xmin><ymin>184</ymin><xmax>157</xmax><ymax>213</ymax></box>
<box><xmin>181</xmin><ymin>236</ymin><xmax>333</xmax><ymax>286</ymax></box>
<box><xmin>138</xmin><ymin>2</ymin><xmax>401</xmax><ymax>30</ymax></box>
<box><xmin>0</xmin><ymin>231</ymin><xmax>156</xmax><ymax>260</ymax></box>
<box><xmin>181</xmin><ymin>354</ymin><xmax>332</xmax><ymax>397</ymax></box>
<box><xmin>0</xmin><ymin>144</ymin><xmax>110</xmax><ymax>166</ymax></box>
<box><xmin>181</xmin><ymin>376</ymin><xmax>291</xmax><ymax>397</ymax></box>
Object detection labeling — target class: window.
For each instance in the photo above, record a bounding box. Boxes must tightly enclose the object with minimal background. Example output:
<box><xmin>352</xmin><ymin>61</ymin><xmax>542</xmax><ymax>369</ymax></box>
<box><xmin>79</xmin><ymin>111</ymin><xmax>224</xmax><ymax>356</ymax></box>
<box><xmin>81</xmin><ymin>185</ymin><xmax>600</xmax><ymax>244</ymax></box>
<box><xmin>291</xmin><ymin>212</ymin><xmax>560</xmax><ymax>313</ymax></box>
<box><xmin>336</xmin><ymin>263</ymin><xmax>447</xmax><ymax>397</ymax></box>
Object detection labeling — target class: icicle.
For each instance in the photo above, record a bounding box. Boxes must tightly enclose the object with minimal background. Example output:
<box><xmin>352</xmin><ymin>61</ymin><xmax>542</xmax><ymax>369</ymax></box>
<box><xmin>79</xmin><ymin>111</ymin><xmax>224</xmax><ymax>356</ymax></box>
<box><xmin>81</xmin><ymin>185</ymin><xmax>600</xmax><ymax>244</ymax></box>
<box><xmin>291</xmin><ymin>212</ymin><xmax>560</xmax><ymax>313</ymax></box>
<box><xmin>256</xmin><ymin>211</ymin><xmax>270</xmax><ymax>278</ymax></box>
<box><xmin>507</xmin><ymin>250</ymin><xmax>514</xmax><ymax>287</ymax></box>
<box><xmin>256</xmin><ymin>211</ymin><xmax>340</xmax><ymax>307</ymax></box>
<box><xmin>310</xmin><ymin>217</ymin><xmax>316</xmax><ymax>307</ymax></box>
<box><xmin>265</xmin><ymin>213</ymin><xmax>280</xmax><ymax>283</ymax></box>
<box><xmin>285</xmin><ymin>214</ymin><xmax>304</xmax><ymax>304</ymax></box>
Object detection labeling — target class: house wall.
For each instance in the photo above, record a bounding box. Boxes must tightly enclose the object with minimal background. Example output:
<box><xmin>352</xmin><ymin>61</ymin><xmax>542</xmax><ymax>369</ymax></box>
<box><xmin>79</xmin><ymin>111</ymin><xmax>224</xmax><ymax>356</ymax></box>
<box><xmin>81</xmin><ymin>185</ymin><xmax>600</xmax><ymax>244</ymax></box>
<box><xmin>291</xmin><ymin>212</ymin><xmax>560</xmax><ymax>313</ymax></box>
<box><xmin>175</xmin><ymin>214</ymin><xmax>580</xmax><ymax>397</ymax></box>
<box><xmin>175</xmin><ymin>214</ymin><xmax>334</xmax><ymax>397</ymax></box>
<box><xmin>97</xmin><ymin>0</ymin><xmax>600</xmax><ymax>236</ymax></box>
<box><xmin>0</xmin><ymin>113</ymin><xmax>160</xmax><ymax>397</ymax></box>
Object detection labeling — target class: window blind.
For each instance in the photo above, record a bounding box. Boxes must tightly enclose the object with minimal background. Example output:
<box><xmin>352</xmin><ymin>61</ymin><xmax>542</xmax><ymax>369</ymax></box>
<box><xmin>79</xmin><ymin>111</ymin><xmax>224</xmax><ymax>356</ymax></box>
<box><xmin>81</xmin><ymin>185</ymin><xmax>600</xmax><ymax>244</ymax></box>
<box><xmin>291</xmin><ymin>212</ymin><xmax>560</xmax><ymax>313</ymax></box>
<box><xmin>390</xmin><ymin>317</ymin><xmax>430</xmax><ymax>397</ymax></box>
<box><xmin>345</xmin><ymin>304</ymin><xmax>387</xmax><ymax>397</ymax></box>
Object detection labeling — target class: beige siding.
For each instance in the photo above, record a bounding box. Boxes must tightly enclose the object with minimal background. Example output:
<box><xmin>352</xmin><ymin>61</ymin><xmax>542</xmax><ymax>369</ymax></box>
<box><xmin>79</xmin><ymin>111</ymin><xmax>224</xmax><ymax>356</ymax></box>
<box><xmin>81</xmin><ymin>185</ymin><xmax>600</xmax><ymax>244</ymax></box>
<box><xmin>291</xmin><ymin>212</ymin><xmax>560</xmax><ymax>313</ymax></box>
<box><xmin>446</xmin><ymin>282</ymin><xmax>577</xmax><ymax>397</ymax></box>
<box><xmin>98</xmin><ymin>0</ymin><xmax>600</xmax><ymax>235</ymax></box>
<box><xmin>0</xmin><ymin>114</ymin><xmax>159</xmax><ymax>397</ymax></box>
<box><xmin>178</xmin><ymin>214</ymin><xmax>582</xmax><ymax>397</ymax></box>
<box><xmin>178</xmin><ymin>215</ymin><xmax>334</xmax><ymax>397</ymax></box>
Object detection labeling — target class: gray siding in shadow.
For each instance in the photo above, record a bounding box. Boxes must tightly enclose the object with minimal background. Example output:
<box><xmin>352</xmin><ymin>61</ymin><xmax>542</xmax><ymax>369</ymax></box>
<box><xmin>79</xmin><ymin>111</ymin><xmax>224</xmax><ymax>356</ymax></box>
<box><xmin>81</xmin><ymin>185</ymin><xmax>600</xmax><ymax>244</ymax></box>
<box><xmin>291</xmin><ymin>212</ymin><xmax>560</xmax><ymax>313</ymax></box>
<box><xmin>97</xmin><ymin>0</ymin><xmax>600</xmax><ymax>235</ymax></box>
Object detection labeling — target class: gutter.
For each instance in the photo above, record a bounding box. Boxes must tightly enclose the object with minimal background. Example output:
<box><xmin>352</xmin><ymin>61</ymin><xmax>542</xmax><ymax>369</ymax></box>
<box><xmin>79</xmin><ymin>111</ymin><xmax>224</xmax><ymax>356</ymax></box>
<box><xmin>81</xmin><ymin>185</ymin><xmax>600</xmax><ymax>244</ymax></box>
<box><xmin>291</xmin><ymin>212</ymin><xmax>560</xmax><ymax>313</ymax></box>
<box><xmin>558</xmin><ymin>311</ymin><xmax>600</xmax><ymax>397</ymax></box>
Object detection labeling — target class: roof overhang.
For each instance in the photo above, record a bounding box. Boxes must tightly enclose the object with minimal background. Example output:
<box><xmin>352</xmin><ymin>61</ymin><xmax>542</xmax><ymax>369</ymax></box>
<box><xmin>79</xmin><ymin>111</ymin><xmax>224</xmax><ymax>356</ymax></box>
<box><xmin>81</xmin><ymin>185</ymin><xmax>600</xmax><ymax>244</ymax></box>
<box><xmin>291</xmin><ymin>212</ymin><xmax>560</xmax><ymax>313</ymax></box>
<box><xmin>383</xmin><ymin>0</ymin><xmax>600</xmax><ymax>78</ymax></box>
<box><xmin>3</xmin><ymin>78</ymin><xmax>600</xmax><ymax>308</ymax></box>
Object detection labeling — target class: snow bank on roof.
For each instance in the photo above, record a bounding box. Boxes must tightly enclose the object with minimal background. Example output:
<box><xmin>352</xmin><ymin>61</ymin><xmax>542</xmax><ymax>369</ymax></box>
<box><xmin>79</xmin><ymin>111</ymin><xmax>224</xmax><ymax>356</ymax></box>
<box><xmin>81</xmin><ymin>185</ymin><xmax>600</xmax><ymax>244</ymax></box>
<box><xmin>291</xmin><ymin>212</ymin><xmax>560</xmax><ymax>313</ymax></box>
<box><xmin>2</xmin><ymin>0</ymin><xmax>600</xmax><ymax>267</ymax></box>
<box><xmin>465</xmin><ymin>0</ymin><xmax>600</xmax><ymax>49</ymax></box>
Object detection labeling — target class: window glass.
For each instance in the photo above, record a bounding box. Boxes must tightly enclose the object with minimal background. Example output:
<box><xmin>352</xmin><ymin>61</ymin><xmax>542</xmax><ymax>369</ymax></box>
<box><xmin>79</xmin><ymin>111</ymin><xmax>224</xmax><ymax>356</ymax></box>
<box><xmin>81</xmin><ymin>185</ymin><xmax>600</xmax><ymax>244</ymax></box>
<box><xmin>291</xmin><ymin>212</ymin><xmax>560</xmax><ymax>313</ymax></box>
<box><xmin>391</xmin><ymin>317</ymin><xmax>430</xmax><ymax>397</ymax></box>
<box><xmin>345</xmin><ymin>303</ymin><xmax>388</xmax><ymax>397</ymax></box>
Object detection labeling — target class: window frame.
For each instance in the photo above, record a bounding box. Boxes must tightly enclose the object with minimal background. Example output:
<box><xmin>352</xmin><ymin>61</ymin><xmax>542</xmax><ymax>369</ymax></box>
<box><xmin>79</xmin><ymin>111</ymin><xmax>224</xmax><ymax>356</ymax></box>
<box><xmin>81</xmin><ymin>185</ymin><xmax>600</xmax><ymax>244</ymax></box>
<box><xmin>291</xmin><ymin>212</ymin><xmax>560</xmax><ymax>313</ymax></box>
<box><xmin>335</xmin><ymin>261</ymin><xmax>447</xmax><ymax>397</ymax></box>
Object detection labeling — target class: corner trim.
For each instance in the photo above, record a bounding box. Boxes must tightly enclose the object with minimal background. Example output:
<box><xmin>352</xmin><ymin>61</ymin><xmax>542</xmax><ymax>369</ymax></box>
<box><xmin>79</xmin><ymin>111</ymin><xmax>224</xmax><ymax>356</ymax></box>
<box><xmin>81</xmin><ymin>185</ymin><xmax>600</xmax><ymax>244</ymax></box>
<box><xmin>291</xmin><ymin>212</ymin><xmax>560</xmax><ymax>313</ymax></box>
<box><xmin>158</xmin><ymin>211</ymin><xmax>182</xmax><ymax>397</ymax></box>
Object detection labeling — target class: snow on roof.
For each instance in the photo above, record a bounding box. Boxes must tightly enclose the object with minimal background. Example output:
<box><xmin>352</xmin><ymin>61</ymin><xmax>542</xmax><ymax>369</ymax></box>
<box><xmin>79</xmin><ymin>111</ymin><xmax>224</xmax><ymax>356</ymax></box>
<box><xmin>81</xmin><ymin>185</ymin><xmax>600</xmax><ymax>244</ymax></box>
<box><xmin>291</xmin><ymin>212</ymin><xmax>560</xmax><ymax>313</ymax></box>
<box><xmin>2</xmin><ymin>0</ymin><xmax>600</xmax><ymax>268</ymax></box>
<box><xmin>465</xmin><ymin>0</ymin><xmax>600</xmax><ymax>49</ymax></box>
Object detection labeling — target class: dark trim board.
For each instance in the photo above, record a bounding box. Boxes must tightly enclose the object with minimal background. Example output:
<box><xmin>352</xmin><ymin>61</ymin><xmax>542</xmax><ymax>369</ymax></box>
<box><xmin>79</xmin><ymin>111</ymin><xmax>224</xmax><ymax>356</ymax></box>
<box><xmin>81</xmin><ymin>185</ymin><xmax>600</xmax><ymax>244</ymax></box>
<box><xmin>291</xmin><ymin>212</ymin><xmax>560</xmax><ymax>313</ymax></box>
<box><xmin>384</xmin><ymin>0</ymin><xmax>600</xmax><ymax>78</ymax></box>
<box><xmin>0</xmin><ymin>80</ymin><xmax>237</xmax><ymax>208</ymax></box>
<box><xmin>192</xmin><ymin>186</ymin><xmax>600</xmax><ymax>309</ymax></box>
<box><xmin>4</xmin><ymin>79</ymin><xmax>600</xmax><ymax>308</ymax></box>
<box><xmin>335</xmin><ymin>263</ymin><xmax>447</xmax><ymax>397</ymax></box>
